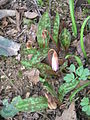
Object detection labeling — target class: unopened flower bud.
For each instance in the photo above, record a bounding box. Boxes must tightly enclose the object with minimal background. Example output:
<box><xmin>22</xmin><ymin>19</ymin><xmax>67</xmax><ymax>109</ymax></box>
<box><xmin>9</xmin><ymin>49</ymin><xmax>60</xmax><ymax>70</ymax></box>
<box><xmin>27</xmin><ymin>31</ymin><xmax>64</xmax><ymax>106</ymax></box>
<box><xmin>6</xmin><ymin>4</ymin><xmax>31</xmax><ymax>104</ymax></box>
<box><xmin>52</xmin><ymin>50</ymin><xmax>59</xmax><ymax>71</ymax></box>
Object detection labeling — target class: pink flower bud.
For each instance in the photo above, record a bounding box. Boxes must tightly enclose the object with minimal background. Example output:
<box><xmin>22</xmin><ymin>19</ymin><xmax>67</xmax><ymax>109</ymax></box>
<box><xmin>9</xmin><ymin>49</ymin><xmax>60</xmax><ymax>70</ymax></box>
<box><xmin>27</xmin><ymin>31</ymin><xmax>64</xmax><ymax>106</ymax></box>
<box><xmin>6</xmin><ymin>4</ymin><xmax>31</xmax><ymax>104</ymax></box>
<box><xmin>52</xmin><ymin>50</ymin><xmax>59</xmax><ymax>71</ymax></box>
<box><xmin>48</xmin><ymin>49</ymin><xmax>59</xmax><ymax>72</ymax></box>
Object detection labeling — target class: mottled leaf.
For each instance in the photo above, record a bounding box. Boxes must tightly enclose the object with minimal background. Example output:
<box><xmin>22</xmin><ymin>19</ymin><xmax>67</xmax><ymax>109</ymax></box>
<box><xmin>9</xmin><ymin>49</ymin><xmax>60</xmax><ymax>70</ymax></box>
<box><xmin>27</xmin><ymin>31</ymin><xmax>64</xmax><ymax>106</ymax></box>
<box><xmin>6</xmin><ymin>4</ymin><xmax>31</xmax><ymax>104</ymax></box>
<box><xmin>24</xmin><ymin>11</ymin><xmax>38</xmax><ymax>19</ymax></box>
<box><xmin>16</xmin><ymin>97</ymin><xmax>48</xmax><ymax>112</ymax></box>
<box><xmin>43</xmin><ymin>81</ymin><xmax>57</xmax><ymax>97</ymax></box>
<box><xmin>37</xmin><ymin>12</ymin><xmax>51</xmax><ymax>48</ymax></box>
<box><xmin>53</xmin><ymin>12</ymin><xmax>60</xmax><ymax>45</ymax></box>
<box><xmin>70</xmin><ymin>82</ymin><xmax>90</xmax><ymax>102</ymax></box>
<box><xmin>0</xmin><ymin>96</ymin><xmax>48</xmax><ymax>119</ymax></box>
<box><xmin>22</xmin><ymin>47</ymin><xmax>49</xmax><ymax>67</ymax></box>
<box><xmin>58</xmin><ymin>80</ymin><xmax>79</xmax><ymax>102</ymax></box>
<box><xmin>60</xmin><ymin>28</ymin><xmax>71</xmax><ymax>50</ymax></box>
<box><xmin>0</xmin><ymin>96</ymin><xmax>21</xmax><ymax>119</ymax></box>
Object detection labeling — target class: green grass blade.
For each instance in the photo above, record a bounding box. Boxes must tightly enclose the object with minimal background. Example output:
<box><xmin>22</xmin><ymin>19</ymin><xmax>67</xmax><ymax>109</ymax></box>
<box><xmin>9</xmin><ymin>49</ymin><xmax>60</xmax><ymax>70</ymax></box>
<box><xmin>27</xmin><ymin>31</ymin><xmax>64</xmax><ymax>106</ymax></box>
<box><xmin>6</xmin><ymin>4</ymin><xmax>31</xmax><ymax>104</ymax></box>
<box><xmin>70</xmin><ymin>82</ymin><xmax>90</xmax><ymax>102</ymax></box>
<box><xmin>80</xmin><ymin>16</ymin><xmax>90</xmax><ymax>59</ymax></box>
<box><xmin>65</xmin><ymin>54</ymin><xmax>83</xmax><ymax>66</ymax></box>
<box><xmin>87</xmin><ymin>0</ymin><xmax>90</xmax><ymax>4</ymax></box>
<box><xmin>69</xmin><ymin>0</ymin><xmax>77</xmax><ymax>37</ymax></box>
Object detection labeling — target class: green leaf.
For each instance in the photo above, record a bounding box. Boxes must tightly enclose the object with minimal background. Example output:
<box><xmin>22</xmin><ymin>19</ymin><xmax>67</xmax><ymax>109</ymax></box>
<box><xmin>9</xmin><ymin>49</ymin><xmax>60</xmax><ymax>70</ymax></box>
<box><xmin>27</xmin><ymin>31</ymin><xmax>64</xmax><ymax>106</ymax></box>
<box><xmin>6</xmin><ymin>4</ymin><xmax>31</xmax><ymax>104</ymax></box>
<box><xmin>37</xmin><ymin>0</ymin><xmax>43</xmax><ymax>6</ymax></box>
<box><xmin>82</xmin><ymin>105</ymin><xmax>90</xmax><ymax>116</ymax></box>
<box><xmin>68</xmin><ymin>64</ymin><xmax>76</xmax><ymax>72</ymax></box>
<box><xmin>80</xmin><ymin>97</ymin><xmax>90</xmax><ymax>116</ymax></box>
<box><xmin>80</xmin><ymin>97</ymin><xmax>89</xmax><ymax>106</ymax></box>
<box><xmin>80</xmin><ymin>16</ymin><xmax>90</xmax><ymax>59</ymax></box>
<box><xmin>76</xmin><ymin>66</ymin><xmax>84</xmax><ymax>76</ymax></box>
<box><xmin>22</xmin><ymin>57</ymin><xmax>57</xmax><ymax>78</ymax></box>
<box><xmin>58</xmin><ymin>80</ymin><xmax>79</xmax><ymax>102</ymax></box>
<box><xmin>43</xmin><ymin>81</ymin><xmax>57</xmax><ymax>98</ymax></box>
<box><xmin>83</xmin><ymin>68</ymin><xmax>90</xmax><ymax>76</ymax></box>
<box><xmin>87</xmin><ymin>0</ymin><xmax>90</xmax><ymax>4</ymax></box>
<box><xmin>0</xmin><ymin>96</ymin><xmax>48</xmax><ymax>119</ymax></box>
<box><xmin>53</xmin><ymin>12</ymin><xmax>60</xmax><ymax>45</ymax></box>
<box><xmin>37</xmin><ymin>12</ymin><xmax>51</xmax><ymax>48</ymax></box>
<box><xmin>76</xmin><ymin>66</ymin><xmax>90</xmax><ymax>81</ymax></box>
<box><xmin>16</xmin><ymin>97</ymin><xmax>48</xmax><ymax>112</ymax></box>
<box><xmin>0</xmin><ymin>98</ymin><xmax>19</xmax><ymax>119</ymax></box>
<box><xmin>0</xmin><ymin>104</ymin><xmax>18</xmax><ymax>119</ymax></box>
<box><xmin>70</xmin><ymin>82</ymin><xmax>90</xmax><ymax>102</ymax></box>
<box><xmin>36</xmin><ymin>63</ymin><xmax>57</xmax><ymax>78</ymax></box>
<box><xmin>60</xmin><ymin>28</ymin><xmax>71</xmax><ymax>50</ymax></box>
<box><xmin>39</xmin><ymin>77</ymin><xmax>46</xmax><ymax>83</ymax></box>
<box><xmin>80</xmin><ymin>101</ymin><xmax>89</xmax><ymax>106</ymax></box>
<box><xmin>69</xmin><ymin>0</ymin><xmax>77</xmax><ymax>37</ymax></box>
<box><xmin>86</xmin><ymin>106</ymin><xmax>90</xmax><ymax>116</ymax></box>
<box><xmin>82</xmin><ymin>106</ymin><xmax>89</xmax><ymax>112</ymax></box>
<box><xmin>11</xmin><ymin>96</ymin><xmax>22</xmax><ymax>105</ymax></box>
<box><xmin>64</xmin><ymin>73</ymin><xmax>75</xmax><ymax>83</ymax></box>
<box><xmin>24</xmin><ymin>47</ymin><xmax>49</xmax><ymax>55</ymax></box>
<box><xmin>21</xmin><ymin>48</ymin><xmax>49</xmax><ymax>68</ymax></box>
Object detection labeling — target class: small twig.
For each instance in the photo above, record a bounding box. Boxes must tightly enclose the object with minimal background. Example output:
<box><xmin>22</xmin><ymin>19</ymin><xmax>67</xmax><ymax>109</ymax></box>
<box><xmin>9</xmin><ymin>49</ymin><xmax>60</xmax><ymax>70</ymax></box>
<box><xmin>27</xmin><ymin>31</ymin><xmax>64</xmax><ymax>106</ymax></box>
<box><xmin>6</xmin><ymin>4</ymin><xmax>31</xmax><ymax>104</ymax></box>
<box><xmin>33</xmin><ymin>0</ymin><xmax>41</xmax><ymax>17</ymax></box>
<box><xmin>16</xmin><ymin>10</ymin><xmax>21</xmax><ymax>32</ymax></box>
<box><xmin>17</xmin><ymin>29</ymin><xmax>26</xmax><ymax>38</ymax></box>
<box><xmin>0</xmin><ymin>69</ymin><xmax>21</xmax><ymax>94</ymax></box>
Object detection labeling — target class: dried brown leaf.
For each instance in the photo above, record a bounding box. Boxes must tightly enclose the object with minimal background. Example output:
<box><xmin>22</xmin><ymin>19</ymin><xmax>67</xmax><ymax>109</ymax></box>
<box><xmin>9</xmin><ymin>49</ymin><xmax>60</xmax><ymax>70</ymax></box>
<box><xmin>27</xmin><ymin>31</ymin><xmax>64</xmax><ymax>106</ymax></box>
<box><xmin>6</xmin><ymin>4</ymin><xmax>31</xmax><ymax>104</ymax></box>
<box><xmin>25</xmin><ymin>92</ymin><xmax>30</xmax><ymax>98</ymax></box>
<box><xmin>2</xmin><ymin>17</ymin><xmax>8</xmax><ymax>27</ymax></box>
<box><xmin>26</xmin><ymin>24</ymin><xmax>37</xmax><ymax>48</ymax></box>
<box><xmin>57</xmin><ymin>102</ymin><xmax>77</xmax><ymax>120</ymax></box>
<box><xmin>27</xmin><ymin>54</ymin><xmax>33</xmax><ymax>60</ymax></box>
<box><xmin>6</xmin><ymin>29</ymin><xmax>18</xmax><ymax>37</ymax></box>
<box><xmin>45</xmin><ymin>93</ymin><xmax>57</xmax><ymax>110</ymax></box>
<box><xmin>24</xmin><ymin>68</ymin><xmax>40</xmax><ymax>85</ymax></box>
<box><xmin>26</xmin><ymin>41</ymin><xmax>32</xmax><ymax>49</ymax></box>
<box><xmin>24</xmin><ymin>11</ymin><xmax>38</xmax><ymax>19</ymax></box>
<box><xmin>29</xmin><ymin>24</ymin><xmax>37</xmax><ymax>41</ymax></box>
<box><xmin>8</xmin><ymin>17</ymin><xmax>16</xmax><ymax>24</ymax></box>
